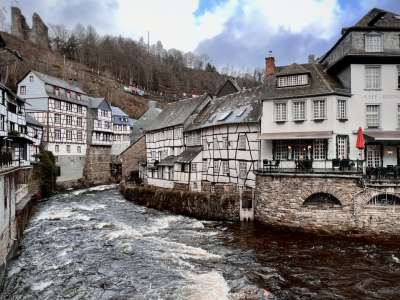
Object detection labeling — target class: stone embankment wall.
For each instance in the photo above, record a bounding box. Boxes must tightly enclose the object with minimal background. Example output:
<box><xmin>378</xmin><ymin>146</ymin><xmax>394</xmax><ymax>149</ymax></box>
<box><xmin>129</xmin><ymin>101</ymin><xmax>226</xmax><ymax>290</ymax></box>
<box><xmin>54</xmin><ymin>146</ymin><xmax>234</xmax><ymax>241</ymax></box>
<box><xmin>0</xmin><ymin>167</ymin><xmax>41</xmax><ymax>288</ymax></box>
<box><xmin>83</xmin><ymin>146</ymin><xmax>113</xmax><ymax>186</ymax></box>
<box><xmin>256</xmin><ymin>174</ymin><xmax>400</xmax><ymax>238</ymax></box>
<box><xmin>120</xmin><ymin>183</ymin><xmax>240</xmax><ymax>221</ymax></box>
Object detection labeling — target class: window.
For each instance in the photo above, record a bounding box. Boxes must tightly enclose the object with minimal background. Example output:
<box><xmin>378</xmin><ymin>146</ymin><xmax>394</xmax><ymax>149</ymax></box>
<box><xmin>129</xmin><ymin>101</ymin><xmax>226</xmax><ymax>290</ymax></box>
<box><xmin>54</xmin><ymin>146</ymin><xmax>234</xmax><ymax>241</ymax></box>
<box><xmin>292</xmin><ymin>101</ymin><xmax>306</xmax><ymax>121</ymax></box>
<box><xmin>336</xmin><ymin>135</ymin><xmax>348</xmax><ymax>159</ymax></box>
<box><xmin>29</xmin><ymin>75</ymin><xmax>34</xmax><ymax>82</ymax></box>
<box><xmin>365</xmin><ymin>34</ymin><xmax>383</xmax><ymax>52</ymax></box>
<box><xmin>337</xmin><ymin>99</ymin><xmax>347</xmax><ymax>120</ymax></box>
<box><xmin>67</xmin><ymin>145</ymin><xmax>71</xmax><ymax>153</ymax></box>
<box><xmin>77</xmin><ymin>117</ymin><xmax>82</xmax><ymax>127</ymax></box>
<box><xmin>222</xmin><ymin>161</ymin><xmax>229</xmax><ymax>174</ymax></box>
<box><xmin>397</xmin><ymin>65</ymin><xmax>400</xmax><ymax>89</ymax></box>
<box><xmin>203</xmin><ymin>138</ymin><xmax>207</xmax><ymax>150</ymax></box>
<box><xmin>66</xmin><ymin>130</ymin><xmax>72</xmax><ymax>140</ymax></box>
<box><xmin>239</xmin><ymin>161</ymin><xmax>247</xmax><ymax>179</ymax></box>
<box><xmin>1</xmin><ymin>90</ymin><xmax>5</xmax><ymax>105</ymax></box>
<box><xmin>365</xmin><ymin>66</ymin><xmax>381</xmax><ymax>89</ymax></box>
<box><xmin>275</xmin><ymin>102</ymin><xmax>287</xmax><ymax>122</ymax></box>
<box><xmin>66</xmin><ymin>103</ymin><xmax>72</xmax><ymax>111</ymax></box>
<box><xmin>54</xmin><ymin>113</ymin><xmax>61</xmax><ymax>124</ymax></box>
<box><xmin>66</xmin><ymin>91</ymin><xmax>71</xmax><ymax>99</ymax></box>
<box><xmin>104</xmin><ymin>121</ymin><xmax>110</xmax><ymax>129</ymax></box>
<box><xmin>277</xmin><ymin>74</ymin><xmax>308</xmax><ymax>87</ymax></box>
<box><xmin>77</xmin><ymin>105</ymin><xmax>82</xmax><ymax>114</ymax></box>
<box><xmin>77</xmin><ymin>94</ymin><xmax>81</xmax><ymax>101</ymax></box>
<box><xmin>398</xmin><ymin>104</ymin><xmax>400</xmax><ymax>128</ymax></box>
<box><xmin>55</xmin><ymin>129</ymin><xmax>61</xmax><ymax>140</ymax></box>
<box><xmin>313</xmin><ymin>139</ymin><xmax>327</xmax><ymax>160</ymax></box>
<box><xmin>222</xmin><ymin>137</ymin><xmax>228</xmax><ymax>149</ymax></box>
<box><xmin>192</xmin><ymin>163</ymin><xmax>197</xmax><ymax>173</ymax></box>
<box><xmin>274</xmin><ymin>141</ymin><xmax>288</xmax><ymax>160</ymax></box>
<box><xmin>367</xmin><ymin>145</ymin><xmax>381</xmax><ymax>167</ymax></box>
<box><xmin>77</xmin><ymin>131</ymin><xmax>82</xmax><ymax>141</ymax></box>
<box><xmin>55</xmin><ymin>145</ymin><xmax>59</xmax><ymax>153</ymax></box>
<box><xmin>55</xmin><ymin>88</ymin><xmax>60</xmax><ymax>96</ymax></box>
<box><xmin>66</xmin><ymin>115</ymin><xmax>72</xmax><ymax>125</ymax></box>
<box><xmin>202</xmin><ymin>159</ymin><xmax>208</xmax><ymax>172</ymax></box>
<box><xmin>20</xmin><ymin>85</ymin><xmax>26</xmax><ymax>95</ymax></box>
<box><xmin>366</xmin><ymin>104</ymin><xmax>380</xmax><ymax>128</ymax></box>
<box><xmin>238</xmin><ymin>135</ymin><xmax>246</xmax><ymax>150</ymax></box>
<box><xmin>213</xmin><ymin>160</ymin><xmax>219</xmax><ymax>174</ymax></box>
<box><xmin>77</xmin><ymin>146</ymin><xmax>81</xmax><ymax>153</ymax></box>
<box><xmin>0</xmin><ymin>115</ymin><xmax>4</xmax><ymax>131</ymax></box>
<box><xmin>313</xmin><ymin>99</ymin><xmax>326</xmax><ymax>120</ymax></box>
<box><xmin>55</xmin><ymin>100</ymin><xmax>61</xmax><ymax>110</ymax></box>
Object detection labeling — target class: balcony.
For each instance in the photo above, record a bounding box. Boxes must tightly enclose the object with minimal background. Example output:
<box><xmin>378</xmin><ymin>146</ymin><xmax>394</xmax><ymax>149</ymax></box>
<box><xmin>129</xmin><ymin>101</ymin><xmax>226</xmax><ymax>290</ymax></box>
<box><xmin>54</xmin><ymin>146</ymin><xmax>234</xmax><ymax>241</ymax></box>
<box><xmin>364</xmin><ymin>166</ymin><xmax>400</xmax><ymax>187</ymax></box>
<box><xmin>256</xmin><ymin>159</ymin><xmax>363</xmax><ymax>177</ymax></box>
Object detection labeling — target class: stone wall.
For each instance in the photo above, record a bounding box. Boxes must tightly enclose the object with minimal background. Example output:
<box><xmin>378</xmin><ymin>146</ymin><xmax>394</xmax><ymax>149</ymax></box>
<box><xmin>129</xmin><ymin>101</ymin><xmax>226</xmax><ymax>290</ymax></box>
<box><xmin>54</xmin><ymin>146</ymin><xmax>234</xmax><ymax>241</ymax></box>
<box><xmin>10</xmin><ymin>7</ymin><xmax>49</xmax><ymax>48</ymax></box>
<box><xmin>119</xmin><ymin>136</ymin><xmax>146</xmax><ymax>180</ymax></box>
<box><xmin>120</xmin><ymin>183</ymin><xmax>240</xmax><ymax>221</ymax></box>
<box><xmin>255</xmin><ymin>173</ymin><xmax>400</xmax><ymax>238</ymax></box>
<box><xmin>83</xmin><ymin>145</ymin><xmax>112</xmax><ymax>185</ymax></box>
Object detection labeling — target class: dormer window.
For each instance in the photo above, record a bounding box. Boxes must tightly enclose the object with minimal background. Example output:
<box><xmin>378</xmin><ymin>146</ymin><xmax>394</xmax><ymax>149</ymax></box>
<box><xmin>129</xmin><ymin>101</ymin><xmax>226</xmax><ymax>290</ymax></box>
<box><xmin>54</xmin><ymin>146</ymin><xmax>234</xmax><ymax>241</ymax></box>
<box><xmin>365</xmin><ymin>33</ymin><xmax>383</xmax><ymax>52</ymax></box>
<box><xmin>277</xmin><ymin>74</ymin><xmax>308</xmax><ymax>87</ymax></box>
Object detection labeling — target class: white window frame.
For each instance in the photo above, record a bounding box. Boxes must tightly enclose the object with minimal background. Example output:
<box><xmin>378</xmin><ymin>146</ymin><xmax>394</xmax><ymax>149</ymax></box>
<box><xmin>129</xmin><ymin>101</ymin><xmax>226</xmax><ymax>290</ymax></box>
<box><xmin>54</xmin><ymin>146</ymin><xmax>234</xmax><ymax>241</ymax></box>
<box><xmin>66</xmin><ymin>115</ymin><xmax>72</xmax><ymax>125</ymax></box>
<box><xmin>312</xmin><ymin>139</ymin><xmax>327</xmax><ymax>160</ymax></box>
<box><xmin>337</xmin><ymin>99</ymin><xmax>348</xmax><ymax>120</ymax></box>
<box><xmin>222</xmin><ymin>161</ymin><xmax>229</xmax><ymax>174</ymax></box>
<box><xmin>274</xmin><ymin>101</ymin><xmax>287</xmax><ymax>122</ymax></box>
<box><xmin>365</xmin><ymin>65</ymin><xmax>381</xmax><ymax>90</ymax></box>
<box><xmin>366</xmin><ymin>104</ymin><xmax>381</xmax><ymax>128</ymax></box>
<box><xmin>336</xmin><ymin>135</ymin><xmax>348</xmax><ymax>159</ymax></box>
<box><xmin>238</xmin><ymin>135</ymin><xmax>246</xmax><ymax>150</ymax></box>
<box><xmin>292</xmin><ymin>100</ymin><xmax>306</xmax><ymax>121</ymax></box>
<box><xmin>54</xmin><ymin>113</ymin><xmax>61</xmax><ymax>124</ymax></box>
<box><xmin>54</xmin><ymin>129</ymin><xmax>61</xmax><ymax>141</ymax></box>
<box><xmin>213</xmin><ymin>160</ymin><xmax>219</xmax><ymax>174</ymax></box>
<box><xmin>313</xmin><ymin>99</ymin><xmax>326</xmax><ymax>120</ymax></box>
<box><xmin>66</xmin><ymin>130</ymin><xmax>72</xmax><ymax>141</ymax></box>
<box><xmin>277</xmin><ymin>74</ymin><xmax>308</xmax><ymax>87</ymax></box>
<box><xmin>398</xmin><ymin>104</ymin><xmax>400</xmax><ymax>128</ymax></box>
<box><xmin>365</xmin><ymin>33</ymin><xmax>383</xmax><ymax>52</ymax></box>
<box><xmin>239</xmin><ymin>161</ymin><xmax>247</xmax><ymax>179</ymax></box>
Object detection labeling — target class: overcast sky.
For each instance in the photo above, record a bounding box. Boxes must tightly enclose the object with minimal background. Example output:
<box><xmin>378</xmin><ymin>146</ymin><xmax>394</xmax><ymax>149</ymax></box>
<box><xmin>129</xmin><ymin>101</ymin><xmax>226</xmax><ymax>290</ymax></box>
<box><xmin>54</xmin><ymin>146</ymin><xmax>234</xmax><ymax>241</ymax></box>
<box><xmin>3</xmin><ymin>0</ymin><xmax>400</xmax><ymax>70</ymax></box>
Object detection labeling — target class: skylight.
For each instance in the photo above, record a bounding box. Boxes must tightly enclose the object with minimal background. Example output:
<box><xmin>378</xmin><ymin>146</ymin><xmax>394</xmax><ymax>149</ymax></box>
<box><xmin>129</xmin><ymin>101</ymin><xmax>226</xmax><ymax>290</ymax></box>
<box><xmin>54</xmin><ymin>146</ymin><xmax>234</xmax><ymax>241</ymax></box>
<box><xmin>217</xmin><ymin>111</ymin><xmax>232</xmax><ymax>121</ymax></box>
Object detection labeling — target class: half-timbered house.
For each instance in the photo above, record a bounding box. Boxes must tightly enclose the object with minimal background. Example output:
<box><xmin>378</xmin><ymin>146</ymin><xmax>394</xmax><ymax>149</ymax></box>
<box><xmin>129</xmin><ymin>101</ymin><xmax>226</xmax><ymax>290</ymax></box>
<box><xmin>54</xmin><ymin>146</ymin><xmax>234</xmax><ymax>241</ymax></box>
<box><xmin>144</xmin><ymin>94</ymin><xmax>210</xmax><ymax>188</ymax></box>
<box><xmin>111</xmin><ymin>106</ymin><xmax>131</xmax><ymax>155</ymax></box>
<box><xmin>87</xmin><ymin>97</ymin><xmax>113</xmax><ymax>146</ymax></box>
<box><xmin>184</xmin><ymin>87</ymin><xmax>263</xmax><ymax>192</ymax></box>
<box><xmin>17</xmin><ymin>70</ymin><xmax>88</xmax><ymax>183</ymax></box>
<box><xmin>25</xmin><ymin>114</ymin><xmax>43</xmax><ymax>163</ymax></box>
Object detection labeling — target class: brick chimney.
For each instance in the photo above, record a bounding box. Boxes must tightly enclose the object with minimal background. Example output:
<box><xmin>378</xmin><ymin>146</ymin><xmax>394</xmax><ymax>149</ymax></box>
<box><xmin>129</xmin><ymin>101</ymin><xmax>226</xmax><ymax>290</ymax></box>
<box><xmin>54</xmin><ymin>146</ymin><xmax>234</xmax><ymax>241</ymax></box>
<box><xmin>265</xmin><ymin>52</ymin><xmax>275</xmax><ymax>77</ymax></box>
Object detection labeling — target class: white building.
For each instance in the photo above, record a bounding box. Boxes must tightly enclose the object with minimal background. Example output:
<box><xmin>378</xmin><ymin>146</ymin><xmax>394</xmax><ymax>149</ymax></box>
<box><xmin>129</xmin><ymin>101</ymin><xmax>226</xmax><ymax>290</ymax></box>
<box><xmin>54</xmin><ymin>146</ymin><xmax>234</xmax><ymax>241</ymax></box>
<box><xmin>17</xmin><ymin>70</ymin><xmax>88</xmax><ymax>183</ymax></box>
<box><xmin>111</xmin><ymin>106</ymin><xmax>131</xmax><ymax>155</ymax></box>
<box><xmin>319</xmin><ymin>7</ymin><xmax>400</xmax><ymax>170</ymax></box>
<box><xmin>87</xmin><ymin>97</ymin><xmax>113</xmax><ymax>146</ymax></box>
<box><xmin>25</xmin><ymin>114</ymin><xmax>43</xmax><ymax>163</ymax></box>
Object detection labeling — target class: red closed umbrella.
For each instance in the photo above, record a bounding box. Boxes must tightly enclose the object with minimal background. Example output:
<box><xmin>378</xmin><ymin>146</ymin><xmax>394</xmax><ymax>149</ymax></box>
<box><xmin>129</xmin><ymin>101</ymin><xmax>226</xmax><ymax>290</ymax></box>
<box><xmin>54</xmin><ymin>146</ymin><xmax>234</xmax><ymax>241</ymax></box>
<box><xmin>356</xmin><ymin>127</ymin><xmax>365</xmax><ymax>150</ymax></box>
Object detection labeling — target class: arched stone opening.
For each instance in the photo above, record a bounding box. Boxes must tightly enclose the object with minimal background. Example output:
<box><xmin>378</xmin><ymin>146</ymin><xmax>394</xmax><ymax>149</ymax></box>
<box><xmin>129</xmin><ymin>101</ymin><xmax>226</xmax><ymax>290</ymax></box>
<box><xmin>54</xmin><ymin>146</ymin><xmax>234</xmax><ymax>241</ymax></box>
<box><xmin>367</xmin><ymin>194</ymin><xmax>400</xmax><ymax>206</ymax></box>
<box><xmin>303</xmin><ymin>192</ymin><xmax>342</xmax><ymax>208</ymax></box>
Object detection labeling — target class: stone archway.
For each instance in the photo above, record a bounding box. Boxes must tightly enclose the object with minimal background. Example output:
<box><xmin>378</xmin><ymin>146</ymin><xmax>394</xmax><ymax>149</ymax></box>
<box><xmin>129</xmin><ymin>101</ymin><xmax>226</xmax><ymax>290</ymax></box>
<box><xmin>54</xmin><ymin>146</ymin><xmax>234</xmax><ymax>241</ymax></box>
<box><xmin>303</xmin><ymin>192</ymin><xmax>342</xmax><ymax>208</ymax></box>
<box><xmin>367</xmin><ymin>193</ymin><xmax>400</xmax><ymax>206</ymax></box>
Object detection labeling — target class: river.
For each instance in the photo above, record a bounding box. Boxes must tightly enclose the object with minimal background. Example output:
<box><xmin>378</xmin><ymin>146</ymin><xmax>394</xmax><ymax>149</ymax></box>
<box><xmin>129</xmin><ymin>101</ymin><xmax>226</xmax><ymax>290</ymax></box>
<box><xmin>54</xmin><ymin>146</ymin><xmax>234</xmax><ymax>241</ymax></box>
<box><xmin>2</xmin><ymin>185</ymin><xmax>400</xmax><ymax>300</ymax></box>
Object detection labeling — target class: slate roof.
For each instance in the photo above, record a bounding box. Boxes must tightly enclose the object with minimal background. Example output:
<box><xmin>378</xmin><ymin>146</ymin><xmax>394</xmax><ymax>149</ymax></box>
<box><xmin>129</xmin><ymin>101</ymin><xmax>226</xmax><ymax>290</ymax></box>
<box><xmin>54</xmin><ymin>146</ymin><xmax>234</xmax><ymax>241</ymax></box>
<box><xmin>175</xmin><ymin>146</ymin><xmax>202</xmax><ymax>163</ymax></box>
<box><xmin>111</xmin><ymin>106</ymin><xmax>129</xmax><ymax>117</ymax></box>
<box><xmin>44</xmin><ymin>85</ymin><xmax>89</xmax><ymax>106</ymax></box>
<box><xmin>262</xmin><ymin>63</ymin><xmax>350</xmax><ymax>101</ymax></box>
<box><xmin>0</xmin><ymin>82</ymin><xmax>25</xmax><ymax>103</ymax></box>
<box><xmin>128</xmin><ymin>118</ymin><xmax>137</xmax><ymax>127</ymax></box>
<box><xmin>25</xmin><ymin>114</ymin><xmax>43</xmax><ymax>127</ymax></box>
<box><xmin>185</xmin><ymin>87</ymin><xmax>263</xmax><ymax>132</ymax></box>
<box><xmin>146</xmin><ymin>94</ymin><xmax>209</xmax><ymax>132</ymax></box>
<box><xmin>130</xmin><ymin>107</ymin><xmax>162</xmax><ymax>143</ymax></box>
<box><xmin>345</xmin><ymin>8</ymin><xmax>400</xmax><ymax>31</ymax></box>
<box><xmin>215</xmin><ymin>78</ymin><xmax>241</xmax><ymax>96</ymax></box>
<box><xmin>88</xmin><ymin>96</ymin><xmax>106</xmax><ymax>109</ymax></box>
<box><xmin>276</xmin><ymin>63</ymin><xmax>310</xmax><ymax>76</ymax></box>
<box><xmin>31</xmin><ymin>70</ymin><xmax>86</xmax><ymax>94</ymax></box>
<box><xmin>158</xmin><ymin>155</ymin><xmax>177</xmax><ymax>166</ymax></box>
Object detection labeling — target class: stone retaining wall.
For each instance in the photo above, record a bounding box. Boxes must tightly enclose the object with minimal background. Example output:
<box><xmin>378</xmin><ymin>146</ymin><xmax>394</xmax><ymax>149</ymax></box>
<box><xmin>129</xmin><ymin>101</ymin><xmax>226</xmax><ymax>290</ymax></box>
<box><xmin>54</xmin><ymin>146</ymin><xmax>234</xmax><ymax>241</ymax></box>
<box><xmin>256</xmin><ymin>174</ymin><xmax>400</xmax><ymax>238</ymax></box>
<box><xmin>83</xmin><ymin>145</ymin><xmax>113</xmax><ymax>185</ymax></box>
<box><xmin>120</xmin><ymin>183</ymin><xmax>240</xmax><ymax>221</ymax></box>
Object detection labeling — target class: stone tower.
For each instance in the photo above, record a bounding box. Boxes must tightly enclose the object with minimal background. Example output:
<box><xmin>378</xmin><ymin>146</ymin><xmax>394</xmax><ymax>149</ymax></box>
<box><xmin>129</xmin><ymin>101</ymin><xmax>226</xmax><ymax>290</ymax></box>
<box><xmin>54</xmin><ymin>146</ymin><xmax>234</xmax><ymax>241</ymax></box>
<box><xmin>10</xmin><ymin>7</ymin><xmax>49</xmax><ymax>49</ymax></box>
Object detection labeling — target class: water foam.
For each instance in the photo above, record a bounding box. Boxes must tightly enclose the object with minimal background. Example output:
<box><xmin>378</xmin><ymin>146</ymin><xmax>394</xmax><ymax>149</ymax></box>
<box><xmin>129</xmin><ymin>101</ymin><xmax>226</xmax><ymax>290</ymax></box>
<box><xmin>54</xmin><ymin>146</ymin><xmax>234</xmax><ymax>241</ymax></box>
<box><xmin>31</xmin><ymin>280</ymin><xmax>53</xmax><ymax>291</ymax></box>
<box><xmin>72</xmin><ymin>184</ymin><xmax>117</xmax><ymax>195</ymax></box>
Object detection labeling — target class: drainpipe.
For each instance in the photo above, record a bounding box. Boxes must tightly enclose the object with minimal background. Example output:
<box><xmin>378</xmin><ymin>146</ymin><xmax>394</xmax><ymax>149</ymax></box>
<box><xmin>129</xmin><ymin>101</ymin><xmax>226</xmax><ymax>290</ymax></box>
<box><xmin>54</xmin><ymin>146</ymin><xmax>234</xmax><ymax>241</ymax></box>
<box><xmin>188</xmin><ymin>163</ymin><xmax>191</xmax><ymax>191</ymax></box>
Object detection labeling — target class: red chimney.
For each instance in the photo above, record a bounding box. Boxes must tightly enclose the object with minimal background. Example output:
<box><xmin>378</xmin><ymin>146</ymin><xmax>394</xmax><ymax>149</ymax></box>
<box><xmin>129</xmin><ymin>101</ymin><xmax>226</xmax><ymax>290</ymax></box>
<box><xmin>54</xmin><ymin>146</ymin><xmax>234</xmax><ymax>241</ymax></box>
<box><xmin>265</xmin><ymin>52</ymin><xmax>275</xmax><ymax>76</ymax></box>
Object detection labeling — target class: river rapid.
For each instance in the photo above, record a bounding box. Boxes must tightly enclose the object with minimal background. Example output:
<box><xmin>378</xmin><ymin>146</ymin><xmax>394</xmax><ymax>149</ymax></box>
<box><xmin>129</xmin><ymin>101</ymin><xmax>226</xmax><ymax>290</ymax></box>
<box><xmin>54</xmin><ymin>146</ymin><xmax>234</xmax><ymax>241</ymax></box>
<box><xmin>2</xmin><ymin>185</ymin><xmax>400</xmax><ymax>300</ymax></box>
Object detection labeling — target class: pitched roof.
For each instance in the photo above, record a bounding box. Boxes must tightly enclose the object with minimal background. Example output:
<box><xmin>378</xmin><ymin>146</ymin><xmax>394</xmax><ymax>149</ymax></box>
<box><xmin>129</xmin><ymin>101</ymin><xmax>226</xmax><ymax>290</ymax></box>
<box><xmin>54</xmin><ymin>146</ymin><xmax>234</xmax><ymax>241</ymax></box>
<box><xmin>31</xmin><ymin>70</ymin><xmax>86</xmax><ymax>94</ymax></box>
<box><xmin>128</xmin><ymin>118</ymin><xmax>137</xmax><ymax>127</ymax></box>
<box><xmin>25</xmin><ymin>114</ymin><xmax>43</xmax><ymax>127</ymax></box>
<box><xmin>348</xmin><ymin>8</ymin><xmax>400</xmax><ymax>30</ymax></box>
<box><xmin>216</xmin><ymin>78</ymin><xmax>241</xmax><ymax>97</ymax></box>
<box><xmin>0</xmin><ymin>82</ymin><xmax>25</xmax><ymax>103</ymax></box>
<box><xmin>146</xmin><ymin>94</ymin><xmax>209</xmax><ymax>132</ymax></box>
<box><xmin>262</xmin><ymin>63</ymin><xmax>350</xmax><ymax>101</ymax></box>
<box><xmin>175</xmin><ymin>146</ymin><xmax>202</xmax><ymax>163</ymax></box>
<box><xmin>44</xmin><ymin>84</ymin><xmax>89</xmax><ymax>106</ymax></box>
<box><xmin>130</xmin><ymin>107</ymin><xmax>163</xmax><ymax>143</ymax></box>
<box><xmin>185</xmin><ymin>87</ymin><xmax>263</xmax><ymax>132</ymax></box>
<box><xmin>87</xmin><ymin>96</ymin><xmax>107</xmax><ymax>109</ymax></box>
<box><xmin>111</xmin><ymin>105</ymin><xmax>129</xmax><ymax>117</ymax></box>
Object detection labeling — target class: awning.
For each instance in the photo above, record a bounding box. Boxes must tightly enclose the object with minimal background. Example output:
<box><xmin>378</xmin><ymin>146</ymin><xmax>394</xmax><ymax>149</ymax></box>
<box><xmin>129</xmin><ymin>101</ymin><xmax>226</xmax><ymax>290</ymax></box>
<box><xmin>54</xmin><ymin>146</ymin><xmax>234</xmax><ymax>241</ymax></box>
<box><xmin>258</xmin><ymin>131</ymin><xmax>333</xmax><ymax>140</ymax></box>
<box><xmin>363</xmin><ymin>130</ymin><xmax>400</xmax><ymax>141</ymax></box>
<box><xmin>158</xmin><ymin>155</ymin><xmax>177</xmax><ymax>166</ymax></box>
<box><xmin>175</xmin><ymin>146</ymin><xmax>202</xmax><ymax>164</ymax></box>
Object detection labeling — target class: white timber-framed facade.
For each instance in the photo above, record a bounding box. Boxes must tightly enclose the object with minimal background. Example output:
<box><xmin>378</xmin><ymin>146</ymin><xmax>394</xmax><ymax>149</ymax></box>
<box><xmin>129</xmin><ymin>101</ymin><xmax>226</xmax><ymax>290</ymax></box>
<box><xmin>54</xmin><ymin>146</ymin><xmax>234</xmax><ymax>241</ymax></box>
<box><xmin>17</xmin><ymin>70</ymin><xmax>88</xmax><ymax>182</ymax></box>
<box><xmin>111</xmin><ymin>106</ymin><xmax>131</xmax><ymax>155</ymax></box>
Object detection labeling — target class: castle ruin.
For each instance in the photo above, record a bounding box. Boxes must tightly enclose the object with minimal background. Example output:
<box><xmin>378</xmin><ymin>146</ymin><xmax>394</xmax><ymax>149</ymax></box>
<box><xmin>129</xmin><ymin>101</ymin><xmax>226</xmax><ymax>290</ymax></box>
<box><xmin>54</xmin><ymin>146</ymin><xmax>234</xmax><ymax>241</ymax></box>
<box><xmin>11</xmin><ymin>7</ymin><xmax>49</xmax><ymax>49</ymax></box>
